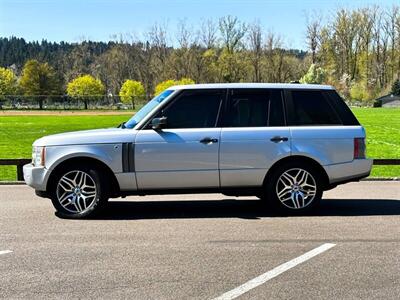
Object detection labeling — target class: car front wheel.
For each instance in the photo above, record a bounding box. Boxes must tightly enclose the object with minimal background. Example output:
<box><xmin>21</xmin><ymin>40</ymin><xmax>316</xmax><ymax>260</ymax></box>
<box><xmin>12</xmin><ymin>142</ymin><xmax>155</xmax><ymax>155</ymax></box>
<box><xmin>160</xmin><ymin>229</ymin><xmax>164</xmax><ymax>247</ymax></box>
<box><xmin>50</xmin><ymin>165</ymin><xmax>108</xmax><ymax>219</ymax></box>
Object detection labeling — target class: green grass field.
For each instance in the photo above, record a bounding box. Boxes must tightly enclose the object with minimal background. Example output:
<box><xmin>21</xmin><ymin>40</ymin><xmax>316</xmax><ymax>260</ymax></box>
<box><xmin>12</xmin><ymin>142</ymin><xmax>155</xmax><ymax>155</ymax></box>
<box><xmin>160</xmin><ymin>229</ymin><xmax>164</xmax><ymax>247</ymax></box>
<box><xmin>0</xmin><ymin>114</ymin><xmax>128</xmax><ymax>181</ymax></box>
<box><xmin>352</xmin><ymin>108</ymin><xmax>400</xmax><ymax>178</ymax></box>
<box><xmin>0</xmin><ymin>108</ymin><xmax>399</xmax><ymax>180</ymax></box>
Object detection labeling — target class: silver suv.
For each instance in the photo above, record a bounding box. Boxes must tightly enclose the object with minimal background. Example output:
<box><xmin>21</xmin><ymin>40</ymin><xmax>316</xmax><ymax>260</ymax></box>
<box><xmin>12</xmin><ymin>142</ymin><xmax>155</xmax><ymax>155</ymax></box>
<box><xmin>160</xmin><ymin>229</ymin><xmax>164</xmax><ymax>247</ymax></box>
<box><xmin>23</xmin><ymin>83</ymin><xmax>372</xmax><ymax>218</ymax></box>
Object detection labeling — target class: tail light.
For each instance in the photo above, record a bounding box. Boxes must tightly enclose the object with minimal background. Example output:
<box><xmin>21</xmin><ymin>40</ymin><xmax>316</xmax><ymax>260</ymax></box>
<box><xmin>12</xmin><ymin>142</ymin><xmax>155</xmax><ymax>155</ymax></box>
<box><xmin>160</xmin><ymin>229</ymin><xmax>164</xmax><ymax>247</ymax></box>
<box><xmin>354</xmin><ymin>138</ymin><xmax>366</xmax><ymax>159</ymax></box>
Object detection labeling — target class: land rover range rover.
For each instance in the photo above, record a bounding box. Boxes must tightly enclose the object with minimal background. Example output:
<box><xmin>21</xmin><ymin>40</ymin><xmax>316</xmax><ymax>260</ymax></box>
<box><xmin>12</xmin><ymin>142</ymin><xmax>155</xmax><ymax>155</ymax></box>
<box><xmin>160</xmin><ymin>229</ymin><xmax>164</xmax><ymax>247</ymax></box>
<box><xmin>23</xmin><ymin>83</ymin><xmax>372</xmax><ymax>218</ymax></box>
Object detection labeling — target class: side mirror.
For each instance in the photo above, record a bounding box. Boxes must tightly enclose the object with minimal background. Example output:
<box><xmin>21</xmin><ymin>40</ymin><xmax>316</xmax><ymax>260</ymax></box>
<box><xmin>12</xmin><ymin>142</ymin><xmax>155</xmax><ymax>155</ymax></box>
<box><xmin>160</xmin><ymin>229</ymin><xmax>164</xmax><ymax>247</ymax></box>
<box><xmin>151</xmin><ymin>117</ymin><xmax>167</xmax><ymax>130</ymax></box>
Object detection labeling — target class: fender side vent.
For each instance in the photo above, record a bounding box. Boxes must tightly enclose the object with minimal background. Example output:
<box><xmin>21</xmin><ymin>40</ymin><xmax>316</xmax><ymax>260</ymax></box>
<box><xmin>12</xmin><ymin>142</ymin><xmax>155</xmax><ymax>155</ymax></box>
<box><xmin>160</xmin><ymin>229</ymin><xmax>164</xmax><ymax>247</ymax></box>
<box><xmin>122</xmin><ymin>143</ymin><xmax>134</xmax><ymax>172</ymax></box>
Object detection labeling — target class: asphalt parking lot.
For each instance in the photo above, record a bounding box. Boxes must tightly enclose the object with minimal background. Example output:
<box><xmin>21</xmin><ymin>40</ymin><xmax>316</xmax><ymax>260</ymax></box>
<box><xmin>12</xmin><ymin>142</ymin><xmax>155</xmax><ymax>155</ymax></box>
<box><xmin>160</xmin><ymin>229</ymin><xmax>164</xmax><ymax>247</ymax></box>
<box><xmin>0</xmin><ymin>181</ymin><xmax>399</xmax><ymax>299</ymax></box>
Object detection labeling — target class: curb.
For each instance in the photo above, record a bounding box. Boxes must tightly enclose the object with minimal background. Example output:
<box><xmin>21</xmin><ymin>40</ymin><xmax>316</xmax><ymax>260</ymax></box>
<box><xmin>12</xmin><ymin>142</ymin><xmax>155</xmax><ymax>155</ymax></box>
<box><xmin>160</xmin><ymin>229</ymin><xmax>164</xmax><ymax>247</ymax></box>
<box><xmin>361</xmin><ymin>178</ymin><xmax>399</xmax><ymax>181</ymax></box>
<box><xmin>0</xmin><ymin>181</ymin><xmax>26</xmax><ymax>185</ymax></box>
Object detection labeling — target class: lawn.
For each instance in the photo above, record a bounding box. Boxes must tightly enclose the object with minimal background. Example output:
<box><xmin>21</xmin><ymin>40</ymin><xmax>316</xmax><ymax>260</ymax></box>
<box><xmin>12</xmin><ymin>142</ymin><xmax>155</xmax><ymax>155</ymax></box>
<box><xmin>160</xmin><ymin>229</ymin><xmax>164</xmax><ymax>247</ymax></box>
<box><xmin>0</xmin><ymin>108</ymin><xmax>399</xmax><ymax>180</ymax></box>
<box><xmin>352</xmin><ymin>108</ymin><xmax>400</xmax><ymax>178</ymax></box>
<box><xmin>0</xmin><ymin>114</ymin><xmax>128</xmax><ymax>180</ymax></box>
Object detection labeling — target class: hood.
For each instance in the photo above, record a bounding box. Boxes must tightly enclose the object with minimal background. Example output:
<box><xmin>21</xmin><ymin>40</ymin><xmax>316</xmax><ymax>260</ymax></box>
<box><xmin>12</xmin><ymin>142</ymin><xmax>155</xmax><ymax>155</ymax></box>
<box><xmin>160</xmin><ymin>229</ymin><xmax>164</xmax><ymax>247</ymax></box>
<box><xmin>33</xmin><ymin>128</ymin><xmax>138</xmax><ymax>146</ymax></box>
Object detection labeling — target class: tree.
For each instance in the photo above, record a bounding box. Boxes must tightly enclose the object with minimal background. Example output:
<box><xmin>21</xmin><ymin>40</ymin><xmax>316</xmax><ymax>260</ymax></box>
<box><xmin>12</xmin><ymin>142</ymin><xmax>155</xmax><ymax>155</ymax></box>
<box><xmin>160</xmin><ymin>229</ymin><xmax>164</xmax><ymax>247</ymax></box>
<box><xmin>217</xmin><ymin>49</ymin><xmax>248</xmax><ymax>82</ymax></box>
<box><xmin>300</xmin><ymin>64</ymin><xmax>326</xmax><ymax>84</ymax></box>
<box><xmin>19</xmin><ymin>59</ymin><xmax>59</xmax><ymax>109</ymax></box>
<box><xmin>170</xmin><ymin>20</ymin><xmax>195</xmax><ymax>79</ymax></box>
<box><xmin>93</xmin><ymin>43</ymin><xmax>135</xmax><ymax>96</ymax></box>
<box><xmin>2</xmin><ymin>6</ymin><xmax>400</xmax><ymax>105</ymax></box>
<box><xmin>67</xmin><ymin>75</ymin><xmax>105</xmax><ymax>109</ymax></box>
<box><xmin>177</xmin><ymin>78</ymin><xmax>195</xmax><ymax>85</ymax></box>
<box><xmin>0</xmin><ymin>67</ymin><xmax>18</xmax><ymax>101</ymax></box>
<box><xmin>248</xmin><ymin>21</ymin><xmax>263</xmax><ymax>82</ymax></box>
<box><xmin>305</xmin><ymin>16</ymin><xmax>321</xmax><ymax>64</ymax></box>
<box><xmin>119</xmin><ymin>80</ymin><xmax>145</xmax><ymax>109</ymax></box>
<box><xmin>392</xmin><ymin>79</ymin><xmax>400</xmax><ymax>95</ymax></box>
<box><xmin>154</xmin><ymin>78</ymin><xmax>195</xmax><ymax>95</ymax></box>
<box><xmin>264</xmin><ymin>31</ymin><xmax>285</xmax><ymax>82</ymax></box>
<box><xmin>202</xmin><ymin>49</ymin><xmax>220</xmax><ymax>82</ymax></box>
<box><xmin>219</xmin><ymin>16</ymin><xmax>247</xmax><ymax>54</ymax></box>
<box><xmin>386</xmin><ymin>6</ymin><xmax>399</xmax><ymax>82</ymax></box>
<box><xmin>154</xmin><ymin>80</ymin><xmax>177</xmax><ymax>96</ymax></box>
<box><xmin>199</xmin><ymin>19</ymin><xmax>218</xmax><ymax>49</ymax></box>
<box><xmin>350</xmin><ymin>81</ymin><xmax>373</xmax><ymax>102</ymax></box>
<box><xmin>148</xmin><ymin>22</ymin><xmax>169</xmax><ymax>77</ymax></box>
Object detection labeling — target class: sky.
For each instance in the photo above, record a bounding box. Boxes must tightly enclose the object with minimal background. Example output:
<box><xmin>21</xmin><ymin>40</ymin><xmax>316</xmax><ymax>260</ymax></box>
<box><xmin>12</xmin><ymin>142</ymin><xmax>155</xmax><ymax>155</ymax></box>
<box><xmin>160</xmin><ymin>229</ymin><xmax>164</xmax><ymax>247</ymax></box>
<box><xmin>0</xmin><ymin>0</ymin><xmax>398</xmax><ymax>50</ymax></box>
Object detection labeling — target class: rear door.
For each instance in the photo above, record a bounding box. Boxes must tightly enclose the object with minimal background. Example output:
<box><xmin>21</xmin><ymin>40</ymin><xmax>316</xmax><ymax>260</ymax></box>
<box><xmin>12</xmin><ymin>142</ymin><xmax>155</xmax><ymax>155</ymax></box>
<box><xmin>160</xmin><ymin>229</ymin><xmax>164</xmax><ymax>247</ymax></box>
<box><xmin>219</xmin><ymin>89</ymin><xmax>290</xmax><ymax>187</ymax></box>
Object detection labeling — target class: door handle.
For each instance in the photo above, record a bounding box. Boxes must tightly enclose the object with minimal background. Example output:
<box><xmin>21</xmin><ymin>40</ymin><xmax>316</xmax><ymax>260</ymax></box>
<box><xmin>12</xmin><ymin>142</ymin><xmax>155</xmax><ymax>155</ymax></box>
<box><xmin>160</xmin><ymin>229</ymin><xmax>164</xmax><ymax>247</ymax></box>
<box><xmin>270</xmin><ymin>136</ymin><xmax>288</xmax><ymax>143</ymax></box>
<box><xmin>200</xmin><ymin>137</ymin><xmax>218</xmax><ymax>144</ymax></box>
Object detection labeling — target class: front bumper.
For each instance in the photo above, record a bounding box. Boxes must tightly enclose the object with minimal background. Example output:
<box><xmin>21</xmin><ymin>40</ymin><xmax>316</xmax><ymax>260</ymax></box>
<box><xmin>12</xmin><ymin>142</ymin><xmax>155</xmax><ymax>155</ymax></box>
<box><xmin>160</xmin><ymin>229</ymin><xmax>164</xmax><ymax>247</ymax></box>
<box><xmin>324</xmin><ymin>159</ymin><xmax>373</xmax><ymax>184</ymax></box>
<box><xmin>23</xmin><ymin>163</ymin><xmax>50</xmax><ymax>191</ymax></box>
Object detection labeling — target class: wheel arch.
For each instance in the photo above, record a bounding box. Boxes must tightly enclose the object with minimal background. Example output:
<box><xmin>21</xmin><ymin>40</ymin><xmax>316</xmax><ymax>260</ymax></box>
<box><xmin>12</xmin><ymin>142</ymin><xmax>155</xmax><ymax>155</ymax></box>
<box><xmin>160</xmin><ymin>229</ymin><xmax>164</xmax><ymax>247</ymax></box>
<box><xmin>263</xmin><ymin>155</ymin><xmax>330</xmax><ymax>189</ymax></box>
<box><xmin>47</xmin><ymin>156</ymin><xmax>120</xmax><ymax>197</ymax></box>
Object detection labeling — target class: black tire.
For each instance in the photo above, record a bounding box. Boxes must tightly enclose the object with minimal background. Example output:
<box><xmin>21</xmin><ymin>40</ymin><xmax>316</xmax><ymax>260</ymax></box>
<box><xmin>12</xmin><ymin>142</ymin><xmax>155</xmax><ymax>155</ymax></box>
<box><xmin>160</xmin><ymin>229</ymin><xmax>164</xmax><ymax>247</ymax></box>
<box><xmin>263</xmin><ymin>161</ymin><xmax>323</xmax><ymax>215</ymax></box>
<box><xmin>49</xmin><ymin>164</ymin><xmax>108</xmax><ymax>219</ymax></box>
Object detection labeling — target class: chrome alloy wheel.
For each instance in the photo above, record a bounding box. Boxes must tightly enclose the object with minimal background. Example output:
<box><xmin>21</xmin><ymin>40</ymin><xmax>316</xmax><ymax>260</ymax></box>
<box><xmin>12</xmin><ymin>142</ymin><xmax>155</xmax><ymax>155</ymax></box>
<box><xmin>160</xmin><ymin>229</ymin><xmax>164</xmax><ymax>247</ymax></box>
<box><xmin>275</xmin><ymin>168</ymin><xmax>317</xmax><ymax>210</ymax></box>
<box><xmin>56</xmin><ymin>170</ymin><xmax>97</xmax><ymax>214</ymax></box>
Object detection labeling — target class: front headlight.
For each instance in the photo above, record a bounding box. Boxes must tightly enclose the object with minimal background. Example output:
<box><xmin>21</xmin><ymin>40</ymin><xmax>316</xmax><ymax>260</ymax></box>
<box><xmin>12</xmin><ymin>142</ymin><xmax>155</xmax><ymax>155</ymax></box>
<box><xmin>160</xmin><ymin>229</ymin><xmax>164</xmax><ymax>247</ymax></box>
<box><xmin>32</xmin><ymin>146</ymin><xmax>46</xmax><ymax>166</ymax></box>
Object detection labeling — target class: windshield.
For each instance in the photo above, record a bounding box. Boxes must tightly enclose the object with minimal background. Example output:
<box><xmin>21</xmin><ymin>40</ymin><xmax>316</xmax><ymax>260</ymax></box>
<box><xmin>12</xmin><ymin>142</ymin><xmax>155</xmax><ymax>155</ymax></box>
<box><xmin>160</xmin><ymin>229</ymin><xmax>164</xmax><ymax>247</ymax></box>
<box><xmin>124</xmin><ymin>90</ymin><xmax>174</xmax><ymax>128</ymax></box>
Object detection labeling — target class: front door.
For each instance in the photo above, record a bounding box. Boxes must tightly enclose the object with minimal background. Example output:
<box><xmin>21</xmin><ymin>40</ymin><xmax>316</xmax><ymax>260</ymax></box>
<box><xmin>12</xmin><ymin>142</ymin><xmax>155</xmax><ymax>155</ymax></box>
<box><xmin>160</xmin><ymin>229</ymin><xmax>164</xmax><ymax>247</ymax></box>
<box><xmin>135</xmin><ymin>89</ymin><xmax>225</xmax><ymax>190</ymax></box>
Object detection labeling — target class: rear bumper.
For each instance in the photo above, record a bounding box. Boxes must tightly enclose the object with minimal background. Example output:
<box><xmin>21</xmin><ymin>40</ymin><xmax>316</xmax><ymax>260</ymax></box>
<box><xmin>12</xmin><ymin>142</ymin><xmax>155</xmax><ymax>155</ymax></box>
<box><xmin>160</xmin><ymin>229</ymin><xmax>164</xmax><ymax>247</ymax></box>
<box><xmin>324</xmin><ymin>159</ymin><xmax>373</xmax><ymax>185</ymax></box>
<box><xmin>23</xmin><ymin>163</ymin><xmax>50</xmax><ymax>191</ymax></box>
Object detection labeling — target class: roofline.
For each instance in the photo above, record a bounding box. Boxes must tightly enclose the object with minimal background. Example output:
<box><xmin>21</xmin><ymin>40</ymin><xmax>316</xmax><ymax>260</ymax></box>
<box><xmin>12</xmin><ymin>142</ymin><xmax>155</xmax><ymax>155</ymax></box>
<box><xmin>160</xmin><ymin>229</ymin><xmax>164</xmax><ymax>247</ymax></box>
<box><xmin>376</xmin><ymin>93</ymin><xmax>400</xmax><ymax>101</ymax></box>
<box><xmin>167</xmin><ymin>83</ymin><xmax>334</xmax><ymax>90</ymax></box>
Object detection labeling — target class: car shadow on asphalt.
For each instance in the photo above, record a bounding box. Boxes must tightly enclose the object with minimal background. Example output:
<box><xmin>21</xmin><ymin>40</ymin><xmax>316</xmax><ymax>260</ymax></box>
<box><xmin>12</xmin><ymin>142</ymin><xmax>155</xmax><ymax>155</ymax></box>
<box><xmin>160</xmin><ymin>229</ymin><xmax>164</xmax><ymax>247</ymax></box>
<box><xmin>93</xmin><ymin>198</ymin><xmax>400</xmax><ymax>220</ymax></box>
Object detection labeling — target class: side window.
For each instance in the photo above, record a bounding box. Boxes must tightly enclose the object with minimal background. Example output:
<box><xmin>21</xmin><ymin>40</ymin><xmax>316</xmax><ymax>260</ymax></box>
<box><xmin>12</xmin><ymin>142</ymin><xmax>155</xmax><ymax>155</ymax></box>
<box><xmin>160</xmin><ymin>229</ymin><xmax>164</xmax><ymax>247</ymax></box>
<box><xmin>160</xmin><ymin>89</ymin><xmax>223</xmax><ymax>129</ymax></box>
<box><xmin>324</xmin><ymin>90</ymin><xmax>360</xmax><ymax>125</ymax></box>
<box><xmin>269</xmin><ymin>90</ymin><xmax>285</xmax><ymax>126</ymax></box>
<box><xmin>225</xmin><ymin>89</ymin><xmax>284</xmax><ymax>127</ymax></box>
<box><xmin>288</xmin><ymin>90</ymin><xmax>342</xmax><ymax>126</ymax></box>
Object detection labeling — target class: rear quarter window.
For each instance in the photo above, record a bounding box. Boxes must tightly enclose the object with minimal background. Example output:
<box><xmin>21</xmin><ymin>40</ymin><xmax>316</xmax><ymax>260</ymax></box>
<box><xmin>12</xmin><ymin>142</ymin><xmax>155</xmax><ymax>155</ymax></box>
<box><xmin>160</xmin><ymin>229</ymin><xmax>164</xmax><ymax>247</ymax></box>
<box><xmin>324</xmin><ymin>90</ymin><xmax>360</xmax><ymax>126</ymax></box>
<box><xmin>286</xmin><ymin>90</ymin><xmax>342</xmax><ymax>126</ymax></box>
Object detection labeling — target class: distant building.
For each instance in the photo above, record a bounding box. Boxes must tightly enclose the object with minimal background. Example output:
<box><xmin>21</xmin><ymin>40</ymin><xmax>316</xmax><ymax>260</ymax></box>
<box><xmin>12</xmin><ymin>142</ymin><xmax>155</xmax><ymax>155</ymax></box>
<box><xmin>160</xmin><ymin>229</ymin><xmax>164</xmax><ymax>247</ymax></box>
<box><xmin>375</xmin><ymin>94</ymin><xmax>400</xmax><ymax>107</ymax></box>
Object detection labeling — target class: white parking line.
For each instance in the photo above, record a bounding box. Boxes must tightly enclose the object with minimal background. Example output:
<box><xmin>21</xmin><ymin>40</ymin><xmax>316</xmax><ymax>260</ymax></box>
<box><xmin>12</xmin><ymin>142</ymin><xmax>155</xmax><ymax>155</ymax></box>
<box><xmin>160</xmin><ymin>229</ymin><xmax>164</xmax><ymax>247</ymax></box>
<box><xmin>213</xmin><ymin>243</ymin><xmax>336</xmax><ymax>300</ymax></box>
<box><xmin>0</xmin><ymin>250</ymin><xmax>12</xmax><ymax>255</ymax></box>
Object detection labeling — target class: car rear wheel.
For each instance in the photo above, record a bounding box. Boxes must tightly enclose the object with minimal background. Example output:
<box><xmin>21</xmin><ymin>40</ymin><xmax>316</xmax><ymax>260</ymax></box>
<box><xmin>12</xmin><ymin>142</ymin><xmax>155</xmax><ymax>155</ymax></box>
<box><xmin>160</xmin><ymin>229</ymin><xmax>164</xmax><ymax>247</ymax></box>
<box><xmin>264</xmin><ymin>162</ymin><xmax>323</xmax><ymax>214</ymax></box>
<box><xmin>50</xmin><ymin>165</ymin><xmax>108</xmax><ymax>219</ymax></box>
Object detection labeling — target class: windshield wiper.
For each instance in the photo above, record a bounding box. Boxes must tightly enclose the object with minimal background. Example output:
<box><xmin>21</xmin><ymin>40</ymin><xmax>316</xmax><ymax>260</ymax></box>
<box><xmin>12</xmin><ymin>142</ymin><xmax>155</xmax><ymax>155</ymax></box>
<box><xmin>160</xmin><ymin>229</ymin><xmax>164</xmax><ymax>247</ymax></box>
<box><xmin>117</xmin><ymin>122</ymin><xmax>126</xmax><ymax>129</ymax></box>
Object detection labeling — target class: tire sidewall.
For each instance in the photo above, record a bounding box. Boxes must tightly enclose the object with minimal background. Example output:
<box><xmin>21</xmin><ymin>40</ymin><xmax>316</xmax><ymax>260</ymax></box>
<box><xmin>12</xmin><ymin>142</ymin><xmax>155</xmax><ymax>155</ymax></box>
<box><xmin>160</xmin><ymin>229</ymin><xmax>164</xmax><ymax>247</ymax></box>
<box><xmin>50</xmin><ymin>165</ymin><xmax>107</xmax><ymax>219</ymax></box>
<box><xmin>265</xmin><ymin>161</ymin><xmax>323</xmax><ymax>215</ymax></box>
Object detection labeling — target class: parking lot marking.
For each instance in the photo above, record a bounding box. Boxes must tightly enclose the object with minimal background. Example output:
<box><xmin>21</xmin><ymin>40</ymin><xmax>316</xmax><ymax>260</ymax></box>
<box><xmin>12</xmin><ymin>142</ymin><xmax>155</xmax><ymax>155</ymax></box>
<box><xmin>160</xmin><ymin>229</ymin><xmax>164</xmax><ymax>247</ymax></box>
<box><xmin>0</xmin><ymin>250</ymin><xmax>12</xmax><ymax>256</ymax></box>
<box><xmin>213</xmin><ymin>243</ymin><xmax>336</xmax><ymax>300</ymax></box>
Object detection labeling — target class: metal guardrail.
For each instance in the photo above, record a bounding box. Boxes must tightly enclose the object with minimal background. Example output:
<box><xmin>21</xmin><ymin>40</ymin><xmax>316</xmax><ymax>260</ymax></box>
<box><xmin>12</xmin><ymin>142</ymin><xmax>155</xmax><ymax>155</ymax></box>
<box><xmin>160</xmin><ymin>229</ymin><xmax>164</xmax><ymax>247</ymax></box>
<box><xmin>0</xmin><ymin>158</ymin><xmax>399</xmax><ymax>181</ymax></box>
<box><xmin>372</xmin><ymin>159</ymin><xmax>400</xmax><ymax>165</ymax></box>
<box><xmin>0</xmin><ymin>159</ymin><xmax>31</xmax><ymax>181</ymax></box>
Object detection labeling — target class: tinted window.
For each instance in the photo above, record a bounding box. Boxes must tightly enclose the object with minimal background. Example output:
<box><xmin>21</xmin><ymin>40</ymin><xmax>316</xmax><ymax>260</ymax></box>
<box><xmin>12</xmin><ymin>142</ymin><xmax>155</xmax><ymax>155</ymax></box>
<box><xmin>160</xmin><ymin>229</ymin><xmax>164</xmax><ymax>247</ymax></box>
<box><xmin>160</xmin><ymin>90</ymin><xmax>223</xmax><ymax>129</ymax></box>
<box><xmin>125</xmin><ymin>89</ymin><xmax>173</xmax><ymax>128</ymax></box>
<box><xmin>324</xmin><ymin>90</ymin><xmax>359</xmax><ymax>125</ymax></box>
<box><xmin>288</xmin><ymin>90</ymin><xmax>341</xmax><ymax>125</ymax></box>
<box><xmin>225</xmin><ymin>89</ymin><xmax>284</xmax><ymax>127</ymax></box>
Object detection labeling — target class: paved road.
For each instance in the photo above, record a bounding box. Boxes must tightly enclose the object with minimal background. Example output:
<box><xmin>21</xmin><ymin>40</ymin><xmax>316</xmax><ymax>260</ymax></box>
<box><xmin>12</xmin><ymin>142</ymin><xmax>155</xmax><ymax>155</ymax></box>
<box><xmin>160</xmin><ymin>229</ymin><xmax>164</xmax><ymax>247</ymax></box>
<box><xmin>0</xmin><ymin>182</ymin><xmax>399</xmax><ymax>299</ymax></box>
